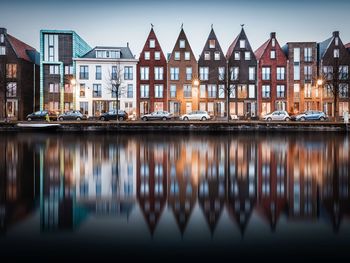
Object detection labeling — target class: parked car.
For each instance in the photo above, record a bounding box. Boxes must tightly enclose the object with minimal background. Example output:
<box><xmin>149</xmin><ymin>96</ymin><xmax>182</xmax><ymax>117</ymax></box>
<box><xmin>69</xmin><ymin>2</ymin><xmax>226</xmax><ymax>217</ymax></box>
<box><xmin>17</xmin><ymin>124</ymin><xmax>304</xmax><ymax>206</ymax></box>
<box><xmin>180</xmin><ymin>111</ymin><xmax>210</xmax><ymax>121</ymax></box>
<box><xmin>263</xmin><ymin>110</ymin><xmax>291</xmax><ymax>121</ymax></box>
<box><xmin>292</xmin><ymin>110</ymin><xmax>327</xmax><ymax>121</ymax></box>
<box><xmin>58</xmin><ymin>110</ymin><xmax>87</xmax><ymax>121</ymax></box>
<box><xmin>99</xmin><ymin>110</ymin><xmax>128</xmax><ymax>121</ymax></box>
<box><xmin>141</xmin><ymin>111</ymin><xmax>172</xmax><ymax>121</ymax></box>
<box><xmin>26</xmin><ymin>110</ymin><xmax>57</xmax><ymax>121</ymax></box>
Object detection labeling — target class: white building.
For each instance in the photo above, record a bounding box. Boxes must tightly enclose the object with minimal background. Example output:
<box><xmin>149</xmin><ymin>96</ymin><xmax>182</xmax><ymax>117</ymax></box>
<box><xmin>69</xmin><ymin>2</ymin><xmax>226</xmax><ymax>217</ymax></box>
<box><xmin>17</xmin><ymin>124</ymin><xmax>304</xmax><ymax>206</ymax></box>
<box><xmin>74</xmin><ymin>45</ymin><xmax>138</xmax><ymax>117</ymax></box>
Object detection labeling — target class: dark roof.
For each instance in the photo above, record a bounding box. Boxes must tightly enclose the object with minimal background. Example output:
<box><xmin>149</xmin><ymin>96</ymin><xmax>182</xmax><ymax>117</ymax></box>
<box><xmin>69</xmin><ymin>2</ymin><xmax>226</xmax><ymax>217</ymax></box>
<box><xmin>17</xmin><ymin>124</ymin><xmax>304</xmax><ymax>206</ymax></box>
<box><xmin>254</xmin><ymin>39</ymin><xmax>270</xmax><ymax>60</ymax></box>
<box><xmin>199</xmin><ymin>28</ymin><xmax>225</xmax><ymax>61</ymax></box>
<box><xmin>81</xmin><ymin>46</ymin><xmax>135</xmax><ymax>59</ymax></box>
<box><xmin>226</xmin><ymin>34</ymin><xmax>240</xmax><ymax>59</ymax></box>
<box><xmin>318</xmin><ymin>36</ymin><xmax>333</xmax><ymax>60</ymax></box>
<box><xmin>7</xmin><ymin>34</ymin><xmax>39</xmax><ymax>63</ymax></box>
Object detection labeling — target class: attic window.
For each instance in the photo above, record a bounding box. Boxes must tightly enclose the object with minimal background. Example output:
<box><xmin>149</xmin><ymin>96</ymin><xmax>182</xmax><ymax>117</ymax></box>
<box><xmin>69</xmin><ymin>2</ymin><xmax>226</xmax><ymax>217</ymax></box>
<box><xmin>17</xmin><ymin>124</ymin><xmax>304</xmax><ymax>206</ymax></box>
<box><xmin>234</xmin><ymin>51</ymin><xmax>240</xmax><ymax>60</ymax></box>
<box><xmin>334</xmin><ymin>49</ymin><xmax>339</xmax><ymax>58</ymax></box>
<box><xmin>270</xmin><ymin>50</ymin><xmax>276</xmax><ymax>59</ymax></box>
<box><xmin>154</xmin><ymin>51</ymin><xmax>160</xmax><ymax>60</ymax></box>
<box><xmin>214</xmin><ymin>52</ymin><xmax>220</xmax><ymax>60</ymax></box>
<box><xmin>209</xmin><ymin>40</ymin><xmax>215</xmax><ymax>48</ymax></box>
<box><xmin>149</xmin><ymin>39</ymin><xmax>155</xmax><ymax>48</ymax></box>
<box><xmin>272</xmin><ymin>39</ymin><xmax>276</xmax><ymax>47</ymax></box>
<box><xmin>0</xmin><ymin>34</ymin><xmax>4</xmax><ymax>43</ymax></box>
<box><xmin>0</xmin><ymin>46</ymin><xmax>5</xmax><ymax>55</ymax></box>
<box><xmin>335</xmin><ymin>37</ymin><xmax>339</xmax><ymax>46</ymax></box>
<box><xmin>144</xmin><ymin>51</ymin><xmax>150</xmax><ymax>60</ymax></box>
<box><xmin>204</xmin><ymin>52</ymin><xmax>210</xmax><ymax>60</ymax></box>
<box><xmin>179</xmin><ymin>40</ymin><xmax>185</xmax><ymax>48</ymax></box>
<box><xmin>240</xmin><ymin>40</ymin><xmax>245</xmax><ymax>49</ymax></box>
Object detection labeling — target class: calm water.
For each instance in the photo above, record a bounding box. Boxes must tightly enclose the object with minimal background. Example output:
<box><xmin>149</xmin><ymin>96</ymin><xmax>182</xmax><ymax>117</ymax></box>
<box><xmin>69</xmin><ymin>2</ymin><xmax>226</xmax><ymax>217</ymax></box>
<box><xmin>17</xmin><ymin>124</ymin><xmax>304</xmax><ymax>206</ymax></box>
<box><xmin>0</xmin><ymin>132</ymin><xmax>350</xmax><ymax>261</ymax></box>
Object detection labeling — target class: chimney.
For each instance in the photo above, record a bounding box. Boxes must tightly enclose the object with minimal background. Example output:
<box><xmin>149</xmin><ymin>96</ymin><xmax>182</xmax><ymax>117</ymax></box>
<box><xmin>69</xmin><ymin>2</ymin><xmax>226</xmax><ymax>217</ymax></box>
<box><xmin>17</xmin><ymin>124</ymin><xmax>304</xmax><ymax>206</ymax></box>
<box><xmin>333</xmin><ymin>31</ymin><xmax>339</xmax><ymax>37</ymax></box>
<box><xmin>0</xmin><ymin>28</ymin><xmax>7</xmax><ymax>34</ymax></box>
<box><xmin>127</xmin><ymin>42</ymin><xmax>129</xmax><ymax>48</ymax></box>
<box><xmin>270</xmin><ymin>32</ymin><xmax>276</xmax><ymax>39</ymax></box>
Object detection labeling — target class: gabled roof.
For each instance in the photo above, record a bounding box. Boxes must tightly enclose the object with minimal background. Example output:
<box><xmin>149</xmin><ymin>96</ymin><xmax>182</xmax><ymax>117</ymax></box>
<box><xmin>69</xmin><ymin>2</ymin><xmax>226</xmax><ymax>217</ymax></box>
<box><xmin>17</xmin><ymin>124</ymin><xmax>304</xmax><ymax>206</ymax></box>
<box><xmin>139</xmin><ymin>27</ymin><xmax>166</xmax><ymax>60</ymax></box>
<box><xmin>226</xmin><ymin>34</ymin><xmax>240</xmax><ymax>59</ymax></box>
<box><xmin>169</xmin><ymin>28</ymin><xmax>196</xmax><ymax>61</ymax></box>
<box><xmin>7</xmin><ymin>34</ymin><xmax>38</xmax><ymax>63</ymax></box>
<box><xmin>199</xmin><ymin>28</ymin><xmax>225</xmax><ymax>60</ymax></box>
<box><xmin>318</xmin><ymin>36</ymin><xmax>333</xmax><ymax>60</ymax></box>
<box><xmin>254</xmin><ymin>39</ymin><xmax>270</xmax><ymax>60</ymax></box>
<box><xmin>81</xmin><ymin>46</ymin><xmax>135</xmax><ymax>59</ymax></box>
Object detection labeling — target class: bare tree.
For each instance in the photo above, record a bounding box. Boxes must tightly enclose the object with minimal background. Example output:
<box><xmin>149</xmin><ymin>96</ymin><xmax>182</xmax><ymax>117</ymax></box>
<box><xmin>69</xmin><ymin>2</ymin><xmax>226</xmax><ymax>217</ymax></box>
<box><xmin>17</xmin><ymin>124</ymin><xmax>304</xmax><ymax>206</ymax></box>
<box><xmin>218</xmin><ymin>65</ymin><xmax>235</xmax><ymax>122</ymax></box>
<box><xmin>0</xmin><ymin>58</ymin><xmax>8</xmax><ymax>121</ymax></box>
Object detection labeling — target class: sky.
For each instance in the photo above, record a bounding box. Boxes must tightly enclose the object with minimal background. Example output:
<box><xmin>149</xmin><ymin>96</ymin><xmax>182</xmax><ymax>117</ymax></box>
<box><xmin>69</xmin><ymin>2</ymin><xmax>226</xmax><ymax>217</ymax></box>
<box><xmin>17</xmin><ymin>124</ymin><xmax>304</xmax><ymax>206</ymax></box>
<box><xmin>1</xmin><ymin>0</ymin><xmax>350</xmax><ymax>59</ymax></box>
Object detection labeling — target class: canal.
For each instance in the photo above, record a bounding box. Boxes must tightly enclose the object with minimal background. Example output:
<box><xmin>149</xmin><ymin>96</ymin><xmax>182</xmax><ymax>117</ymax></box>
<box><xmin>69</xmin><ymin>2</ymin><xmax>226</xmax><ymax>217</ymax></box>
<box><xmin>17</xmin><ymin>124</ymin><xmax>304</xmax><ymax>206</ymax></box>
<box><xmin>0</xmin><ymin>132</ymin><xmax>349</xmax><ymax>261</ymax></box>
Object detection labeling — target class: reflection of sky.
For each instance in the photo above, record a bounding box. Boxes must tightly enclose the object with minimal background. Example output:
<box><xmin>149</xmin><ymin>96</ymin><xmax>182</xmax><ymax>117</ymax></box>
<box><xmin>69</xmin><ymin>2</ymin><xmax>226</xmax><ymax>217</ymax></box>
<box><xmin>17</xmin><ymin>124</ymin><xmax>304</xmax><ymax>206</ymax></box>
<box><xmin>1</xmin><ymin>0</ymin><xmax>350</xmax><ymax>57</ymax></box>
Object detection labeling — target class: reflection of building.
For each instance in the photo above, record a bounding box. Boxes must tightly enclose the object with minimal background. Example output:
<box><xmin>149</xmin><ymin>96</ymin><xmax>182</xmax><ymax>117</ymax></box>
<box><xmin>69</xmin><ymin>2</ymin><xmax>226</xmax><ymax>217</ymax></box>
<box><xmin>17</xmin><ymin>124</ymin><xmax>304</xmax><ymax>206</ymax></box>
<box><xmin>198</xmin><ymin>141</ymin><xmax>226</xmax><ymax>233</ymax></box>
<box><xmin>168</xmin><ymin>140</ymin><xmax>198</xmax><ymax>234</ymax></box>
<box><xmin>0</xmin><ymin>27</ymin><xmax>39</xmax><ymax>120</ymax></box>
<box><xmin>75</xmin><ymin>45</ymin><xmax>138</xmax><ymax>116</ymax></box>
<box><xmin>226</xmin><ymin>137</ymin><xmax>257</xmax><ymax>234</ymax></box>
<box><xmin>136</xmin><ymin>139</ymin><xmax>167</xmax><ymax>234</ymax></box>
<box><xmin>257</xmin><ymin>139</ymin><xmax>288</xmax><ymax>230</ymax></box>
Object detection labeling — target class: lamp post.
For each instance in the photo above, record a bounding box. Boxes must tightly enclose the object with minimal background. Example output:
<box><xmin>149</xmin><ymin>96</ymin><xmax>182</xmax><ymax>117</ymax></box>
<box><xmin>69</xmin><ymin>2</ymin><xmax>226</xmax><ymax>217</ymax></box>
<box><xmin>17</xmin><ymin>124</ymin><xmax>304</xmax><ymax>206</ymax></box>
<box><xmin>317</xmin><ymin>78</ymin><xmax>323</xmax><ymax>112</ymax></box>
<box><xmin>192</xmin><ymin>78</ymin><xmax>200</xmax><ymax>111</ymax></box>
<box><xmin>70</xmin><ymin>78</ymin><xmax>77</xmax><ymax>111</ymax></box>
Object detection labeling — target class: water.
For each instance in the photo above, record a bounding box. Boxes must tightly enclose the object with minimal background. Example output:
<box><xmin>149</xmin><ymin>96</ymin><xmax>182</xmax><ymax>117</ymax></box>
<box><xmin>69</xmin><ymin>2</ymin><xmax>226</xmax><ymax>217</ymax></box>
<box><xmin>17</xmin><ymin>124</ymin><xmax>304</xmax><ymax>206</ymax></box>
<box><xmin>0</xmin><ymin>132</ymin><xmax>349</xmax><ymax>261</ymax></box>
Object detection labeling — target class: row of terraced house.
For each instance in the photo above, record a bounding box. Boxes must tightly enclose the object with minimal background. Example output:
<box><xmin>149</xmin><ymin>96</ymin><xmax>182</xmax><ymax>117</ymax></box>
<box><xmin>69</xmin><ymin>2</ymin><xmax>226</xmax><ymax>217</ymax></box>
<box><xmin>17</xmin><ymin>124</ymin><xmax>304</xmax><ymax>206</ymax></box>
<box><xmin>1</xmin><ymin>26</ymin><xmax>350</xmax><ymax>120</ymax></box>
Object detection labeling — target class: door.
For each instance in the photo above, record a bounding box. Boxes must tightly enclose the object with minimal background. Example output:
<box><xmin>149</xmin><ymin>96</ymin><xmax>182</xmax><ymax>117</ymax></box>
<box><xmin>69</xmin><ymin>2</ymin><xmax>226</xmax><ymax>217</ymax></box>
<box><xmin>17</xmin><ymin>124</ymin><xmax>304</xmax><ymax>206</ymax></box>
<box><xmin>186</xmin><ymin>102</ymin><xmax>192</xmax><ymax>114</ymax></box>
<box><xmin>6</xmin><ymin>99</ymin><xmax>18</xmax><ymax>120</ymax></box>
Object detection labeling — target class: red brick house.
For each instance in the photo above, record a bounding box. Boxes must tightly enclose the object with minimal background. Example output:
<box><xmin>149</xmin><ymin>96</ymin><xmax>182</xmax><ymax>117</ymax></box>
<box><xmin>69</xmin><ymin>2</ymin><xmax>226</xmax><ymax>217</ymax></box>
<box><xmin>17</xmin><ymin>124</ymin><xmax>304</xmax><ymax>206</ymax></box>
<box><xmin>255</xmin><ymin>32</ymin><xmax>288</xmax><ymax>117</ymax></box>
<box><xmin>137</xmin><ymin>27</ymin><xmax>168</xmax><ymax>117</ymax></box>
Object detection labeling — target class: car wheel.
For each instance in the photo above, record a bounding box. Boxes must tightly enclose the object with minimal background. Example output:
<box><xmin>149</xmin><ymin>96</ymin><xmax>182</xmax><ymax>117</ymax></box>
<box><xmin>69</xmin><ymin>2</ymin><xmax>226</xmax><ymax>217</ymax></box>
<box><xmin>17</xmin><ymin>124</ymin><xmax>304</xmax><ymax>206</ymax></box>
<box><xmin>27</xmin><ymin>117</ymin><xmax>32</xmax><ymax>121</ymax></box>
<box><xmin>184</xmin><ymin>117</ymin><xmax>189</xmax><ymax>121</ymax></box>
<box><xmin>300</xmin><ymin>117</ymin><xmax>305</xmax><ymax>121</ymax></box>
<box><xmin>100</xmin><ymin>116</ymin><xmax>106</xmax><ymax>121</ymax></box>
<box><xmin>320</xmin><ymin>116</ymin><xmax>325</xmax><ymax>121</ymax></box>
<box><xmin>267</xmin><ymin>117</ymin><xmax>272</xmax><ymax>121</ymax></box>
<box><xmin>201</xmin><ymin>116</ymin><xmax>207</xmax><ymax>121</ymax></box>
<box><xmin>76</xmin><ymin>117</ymin><xmax>81</xmax><ymax>121</ymax></box>
<box><xmin>59</xmin><ymin>117</ymin><xmax>64</xmax><ymax>121</ymax></box>
<box><xmin>162</xmin><ymin>117</ymin><xmax>167</xmax><ymax>121</ymax></box>
<box><xmin>118</xmin><ymin>116</ymin><xmax>124</xmax><ymax>121</ymax></box>
<box><xmin>142</xmin><ymin>117</ymin><xmax>148</xmax><ymax>121</ymax></box>
<box><xmin>285</xmin><ymin>117</ymin><xmax>290</xmax><ymax>121</ymax></box>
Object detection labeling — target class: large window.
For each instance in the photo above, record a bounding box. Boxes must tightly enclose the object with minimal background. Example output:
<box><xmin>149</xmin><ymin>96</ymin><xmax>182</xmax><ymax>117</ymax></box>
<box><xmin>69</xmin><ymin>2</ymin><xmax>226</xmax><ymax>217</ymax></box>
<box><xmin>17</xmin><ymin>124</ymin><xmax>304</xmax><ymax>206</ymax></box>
<box><xmin>140</xmin><ymin>84</ymin><xmax>149</xmax><ymax>98</ymax></box>
<box><xmin>248</xmin><ymin>84</ymin><xmax>255</xmax><ymax>98</ymax></box>
<box><xmin>170</xmin><ymin>85</ymin><xmax>176</xmax><ymax>98</ymax></box>
<box><xmin>339</xmin><ymin>65</ymin><xmax>349</xmax><ymax>80</ymax></box>
<box><xmin>262</xmin><ymin>85</ymin><xmax>270</xmax><ymax>98</ymax></box>
<box><xmin>140</xmin><ymin>67</ymin><xmax>149</xmax><ymax>80</ymax></box>
<box><xmin>262</xmin><ymin>67</ymin><xmax>270</xmax><ymax>80</ymax></box>
<box><xmin>304</xmin><ymin>47</ymin><xmax>312</xmax><ymax>62</ymax></box>
<box><xmin>49</xmin><ymin>65</ymin><xmax>59</xmax><ymax>75</ymax></box>
<box><xmin>127</xmin><ymin>84</ymin><xmax>133</xmax><ymax>98</ymax></box>
<box><xmin>186</xmin><ymin>67</ymin><xmax>192</xmax><ymax>81</ymax></box>
<box><xmin>323</xmin><ymin>66</ymin><xmax>333</xmax><ymax>80</ymax></box>
<box><xmin>294</xmin><ymin>65</ymin><xmax>300</xmax><ymax>80</ymax></box>
<box><xmin>80</xmin><ymin>65</ymin><xmax>89</xmax><ymax>79</ymax></box>
<box><xmin>208</xmin><ymin>85</ymin><xmax>216</xmax><ymax>98</ymax></box>
<box><xmin>200</xmin><ymin>85</ymin><xmax>206</xmax><ymax>98</ymax></box>
<box><xmin>304</xmin><ymin>65</ymin><xmax>312</xmax><ymax>81</ymax></box>
<box><xmin>231</xmin><ymin>67</ymin><xmax>239</xmax><ymax>80</ymax></box>
<box><xmin>6</xmin><ymin>64</ymin><xmax>17</xmax><ymax>78</ymax></box>
<box><xmin>276</xmin><ymin>67</ymin><xmax>285</xmax><ymax>80</ymax></box>
<box><xmin>183</xmin><ymin>85</ymin><xmax>192</xmax><ymax>98</ymax></box>
<box><xmin>49</xmin><ymin>83</ymin><xmax>59</xmax><ymax>93</ymax></box>
<box><xmin>155</xmin><ymin>85</ymin><xmax>163</xmax><ymax>98</ymax></box>
<box><xmin>218</xmin><ymin>67</ymin><xmax>225</xmax><ymax>80</ymax></box>
<box><xmin>112</xmin><ymin>66</ymin><xmax>118</xmax><ymax>80</ymax></box>
<box><xmin>199</xmin><ymin>67</ymin><xmax>209</xmax><ymax>80</ymax></box>
<box><xmin>6</xmin><ymin>82</ymin><xmax>17</xmax><ymax>97</ymax></box>
<box><xmin>154</xmin><ymin>67</ymin><xmax>163</xmax><ymax>80</ymax></box>
<box><xmin>170</xmin><ymin>67</ymin><xmax>179</xmax><ymax>80</ymax></box>
<box><xmin>93</xmin><ymin>84</ymin><xmax>102</xmax><ymax>98</ymax></box>
<box><xmin>277</xmin><ymin>85</ymin><xmax>285</xmax><ymax>98</ymax></box>
<box><xmin>339</xmin><ymin>84</ymin><xmax>349</xmax><ymax>98</ymax></box>
<box><xmin>124</xmin><ymin>66</ymin><xmax>133</xmax><ymax>80</ymax></box>
<box><xmin>249</xmin><ymin>67</ymin><xmax>255</xmax><ymax>80</ymax></box>
<box><xmin>95</xmin><ymin>66</ymin><xmax>102</xmax><ymax>80</ymax></box>
<box><xmin>237</xmin><ymin>85</ymin><xmax>247</xmax><ymax>99</ymax></box>
<box><xmin>304</xmin><ymin>83</ymin><xmax>312</xmax><ymax>98</ymax></box>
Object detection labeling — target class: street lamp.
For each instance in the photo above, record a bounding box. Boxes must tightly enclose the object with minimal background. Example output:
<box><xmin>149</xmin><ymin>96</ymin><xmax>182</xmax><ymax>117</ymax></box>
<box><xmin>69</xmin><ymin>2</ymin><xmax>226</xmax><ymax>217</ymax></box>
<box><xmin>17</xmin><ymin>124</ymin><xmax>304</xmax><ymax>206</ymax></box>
<box><xmin>316</xmin><ymin>78</ymin><xmax>323</xmax><ymax>112</ymax></box>
<box><xmin>70</xmin><ymin>78</ymin><xmax>77</xmax><ymax>111</ymax></box>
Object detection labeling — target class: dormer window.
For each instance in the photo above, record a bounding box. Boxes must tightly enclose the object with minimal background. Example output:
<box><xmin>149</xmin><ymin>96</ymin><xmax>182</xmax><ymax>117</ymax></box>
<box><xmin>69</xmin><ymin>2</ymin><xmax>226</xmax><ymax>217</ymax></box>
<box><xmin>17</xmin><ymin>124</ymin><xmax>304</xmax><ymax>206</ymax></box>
<box><xmin>96</xmin><ymin>49</ymin><xmax>120</xmax><ymax>59</ymax></box>
<box><xmin>209</xmin><ymin>40</ymin><xmax>215</xmax><ymax>48</ymax></box>
<box><xmin>179</xmin><ymin>40</ymin><xmax>185</xmax><ymax>48</ymax></box>
<box><xmin>149</xmin><ymin>39</ymin><xmax>155</xmax><ymax>48</ymax></box>
<box><xmin>240</xmin><ymin>40</ymin><xmax>245</xmax><ymax>49</ymax></box>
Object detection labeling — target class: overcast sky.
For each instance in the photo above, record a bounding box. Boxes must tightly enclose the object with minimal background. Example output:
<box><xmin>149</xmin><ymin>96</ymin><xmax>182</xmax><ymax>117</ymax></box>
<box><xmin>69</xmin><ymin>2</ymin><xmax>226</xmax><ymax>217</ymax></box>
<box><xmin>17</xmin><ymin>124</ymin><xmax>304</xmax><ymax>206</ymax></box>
<box><xmin>1</xmin><ymin>0</ymin><xmax>349</xmax><ymax>59</ymax></box>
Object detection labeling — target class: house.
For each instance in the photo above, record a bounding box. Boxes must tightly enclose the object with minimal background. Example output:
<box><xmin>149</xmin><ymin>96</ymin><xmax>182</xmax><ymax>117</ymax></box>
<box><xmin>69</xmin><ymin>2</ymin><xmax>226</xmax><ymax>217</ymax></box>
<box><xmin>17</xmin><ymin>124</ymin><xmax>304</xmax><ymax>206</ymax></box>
<box><xmin>226</xmin><ymin>26</ymin><xmax>257</xmax><ymax>119</ymax></box>
<box><xmin>137</xmin><ymin>27</ymin><xmax>167</xmax><ymax>117</ymax></box>
<box><xmin>197</xmin><ymin>27</ymin><xmax>227</xmax><ymax>118</ymax></box>
<box><xmin>40</xmin><ymin>30</ymin><xmax>91</xmax><ymax>113</ymax></box>
<box><xmin>318</xmin><ymin>31</ymin><xmax>350</xmax><ymax>118</ymax></box>
<box><xmin>255</xmin><ymin>33</ymin><xmax>288</xmax><ymax>117</ymax></box>
<box><xmin>0</xmin><ymin>28</ymin><xmax>39</xmax><ymax>120</ymax></box>
<box><xmin>167</xmin><ymin>27</ymin><xmax>198</xmax><ymax>116</ymax></box>
<box><xmin>74</xmin><ymin>45</ymin><xmax>137</xmax><ymax>117</ymax></box>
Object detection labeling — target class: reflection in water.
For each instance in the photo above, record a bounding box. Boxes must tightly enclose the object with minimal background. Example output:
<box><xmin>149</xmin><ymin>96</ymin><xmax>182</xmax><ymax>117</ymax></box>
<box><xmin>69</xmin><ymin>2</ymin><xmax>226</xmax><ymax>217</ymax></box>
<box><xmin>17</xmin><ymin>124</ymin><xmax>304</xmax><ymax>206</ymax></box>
<box><xmin>0</xmin><ymin>133</ymin><xmax>349</xmax><ymax>238</ymax></box>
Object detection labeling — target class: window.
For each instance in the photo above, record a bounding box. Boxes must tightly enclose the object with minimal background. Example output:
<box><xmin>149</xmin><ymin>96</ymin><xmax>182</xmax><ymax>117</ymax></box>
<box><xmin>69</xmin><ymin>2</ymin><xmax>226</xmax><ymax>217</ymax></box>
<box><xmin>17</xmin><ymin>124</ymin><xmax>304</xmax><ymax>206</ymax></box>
<box><xmin>144</xmin><ymin>51</ymin><xmax>150</xmax><ymax>60</ymax></box>
<box><xmin>323</xmin><ymin>66</ymin><xmax>333</xmax><ymax>80</ymax></box>
<box><xmin>140</xmin><ymin>84</ymin><xmax>149</xmax><ymax>98</ymax></box>
<box><xmin>277</xmin><ymin>85</ymin><xmax>285</xmax><ymax>98</ymax></box>
<box><xmin>294</xmin><ymin>48</ymin><xmax>300</xmax><ymax>62</ymax></box>
<box><xmin>249</xmin><ymin>67</ymin><xmax>255</xmax><ymax>80</ymax></box>
<box><xmin>248</xmin><ymin>84</ymin><xmax>255</xmax><ymax>98</ymax></box>
<box><xmin>270</xmin><ymin>50</ymin><xmax>276</xmax><ymax>59</ymax></box>
<box><xmin>204</xmin><ymin>52</ymin><xmax>210</xmax><ymax>60</ymax></box>
<box><xmin>0</xmin><ymin>46</ymin><xmax>6</xmax><ymax>55</ymax></box>
<box><xmin>294</xmin><ymin>84</ymin><xmax>300</xmax><ymax>98</ymax></box>
<box><xmin>111</xmin><ymin>66</ymin><xmax>118</xmax><ymax>80</ymax></box>
<box><xmin>231</xmin><ymin>67</ymin><xmax>239</xmax><ymax>80</ymax></box>
<box><xmin>324</xmin><ymin>84</ymin><xmax>333</xmax><ymax>98</ymax></box>
<box><xmin>339</xmin><ymin>65</ymin><xmax>349</xmax><ymax>80</ymax></box>
<box><xmin>218</xmin><ymin>67</ymin><xmax>225</xmax><ymax>80</ymax></box>
<box><xmin>155</xmin><ymin>85</ymin><xmax>163</xmax><ymax>98</ymax></box>
<box><xmin>245</xmin><ymin>51</ymin><xmax>251</xmax><ymax>60</ymax></box>
<box><xmin>234</xmin><ymin>51</ymin><xmax>240</xmax><ymax>60</ymax></box>
<box><xmin>272</xmin><ymin>38</ymin><xmax>276</xmax><ymax>47</ymax></box>
<box><xmin>149</xmin><ymin>39</ymin><xmax>155</xmax><ymax>48</ymax></box>
<box><xmin>262</xmin><ymin>85</ymin><xmax>270</xmax><ymax>98</ymax></box>
<box><xmin>183</xmin><ymin>85</ymin><xmax>191</xmax><ymax>98</ymax></box>
<box><xmin>174</xmin><ymin>52</ymin><xmax>180</xmax><ymax>60</ymax></box>
<box><xmin>186</xmin><ymin>67</ymin><xmax>192</xmax><ymax>81</ymax></box>
<box><xmin>93</xmin><ymin>84</ymin><xmax>101</xmax><ymax>97</ymax></box>
<box><xmin>334</xmin><ymin>49</ymin><xmax>339</xmax><ymax>58</ymax></box>
<box><xmin>79</xmin><ymin>102</ymin><xmax>88</xmax><ymax>115</ymax></box>
<box><xmin>80</xmin><ymin>84</ymin><xmax>85</xmax><ymax>97</ymax></box>
<box><xmin>229</xmin><ymin>85</ymin><xmax>236</xmax><ymax>98</ymax></box>
<box><xmin>154</xmin><ymin>67</ymin><xmax>163</xmax><ymax>80</ymax></box>
<box><xmin>304</xmin><ymin>83</ymin><xmax>312</xmax><ymax>98</ymax></box>
<box><xmin>124</xmin><ymin>66</ymin><xmax>133</xmax><ymax>80</ymax></box>
<box><xmin>0</xmin><ymin>34</ymin><xmax>4</xmax><ymax>43</ymax></box>
<box><xmin>214</xmin><ymin>52</ymin><xmax>220</xmax><ymax>60</ymax></box>
<box><xmin>154</xmin><ymin>51</ymin><xmax>160</xmax><ymax>60</ymax></box>
<box><xmin>111</xmin><ymin>85</ymin><xmax>117</xmax><ymax>98</ymax></box>
<box><xmin>200</xmin><ymin>85</ymin><xmax>206</xmax><ymax>98</ymax></box>
<box><xmin>64</xmin><ymin>84</ymin><xmax>73</xmax><ymax>93</ymax></box>
<box><xmin>50</xmin><ymin>65</ymin><xmax>59</xmax><ymax>75</ymax></box>
<box><xmin>170</xmin><ymin>85</ymin><xmax>176</xmax><ymax>98</ymax></box>
<box><xmin>339</xmin><ymin>83</ymin><xmax>349</xmax><ymax>98</ymax></box>
<box><xmin>304</xmin><ymin>65</ymin><xmax>312</xmax><ymax>81</ymax></box>
<box><xmin>276</xmin><ymin>67</ymin><xmax>285</xmax><ymax>80</ymax></box>
<box><xmin>199</xmin><ymin>67</ymin><xmax>209</xmax><ymax>80</ymax></box>
<box><xmin>208</xmin><ymin>85</ymin><xmax>216</xmax><ymax>98</ymax></box>
<box><xmin>179</xmin><ymin>40</ymin><xmax>185</xmax><ymax>48</ymax></box>
<box><xmin>335</xmin><ymin>37</ymin><xmax>339</xmax><ymax>46</ymax></box>
<box><xmin>294</xmin><ymin>65</ymin><xmax>300</xmax><ymax>80</ymax></box>
<box><xmin>6</xmin><ymin>64</ymin><xmax>17</xmax><ymax>78</ymax></box>
<box><xmin>237</xmin><ymin>85</ymin><xmax>247</xmax><ymax>98</ymax></box>
<box><xmin>218</xmin><ymin>85</ymin><xmax>225</xmax><ymax>98</ymax></box>
<box><xmin>209</xmin><ymin>39</ymin><xmax>215</xmax><ymax>48</ymax></box>
<box><xmin>95</xmin><ymin>66</ymin><xmax>102</xmax><ymax>80</ymax></box>
<box><xmin>80</xmin><ymin>66</ymin><xmax>88</xmax><ymax>79</ymax></box>
<box><xmin>240</xmin><ymin>40</ymin><xmax>245</xmax><ymax>48</ymax></box>
<box><xmin>262</xmin><ymin>67</ymin><xmax>270</xmax><ymax>80</ymax></box>
<box><xmin>49</xmin><ymin>83</ymin><xmax>59</xmax><ymax>93</ymax></box>
<box><xmin>170</xmin><ymin>67</ymin><xmax>179</xmax><ymax>80</ymax></box>
<box><xmin>127</xmin><ymin>84</ymin><xmax>133</xmax><ymax>98</ymax></box>
<box><xmin>304</xmin><ymin>47</ymin><xmax>312</xmax><ymax>62</ymax></box>
<box><xmin>184</xmin><ymin>52</ymin><xmax>190</xmax><ymax>60</ymax></box>
<box><xmin>6</xmin><ymin>82</ymin><xmax>17</xmax><ymax>97</ymax></box>
<box><xmin>140</xmin><ymin>67</ymin><xmax>149</xmax><ymax>80</ymax></box>
<box><xmin>64</xmin><ymin>65</ymin><xmax>73</xmax><ymax>75</ymax></box>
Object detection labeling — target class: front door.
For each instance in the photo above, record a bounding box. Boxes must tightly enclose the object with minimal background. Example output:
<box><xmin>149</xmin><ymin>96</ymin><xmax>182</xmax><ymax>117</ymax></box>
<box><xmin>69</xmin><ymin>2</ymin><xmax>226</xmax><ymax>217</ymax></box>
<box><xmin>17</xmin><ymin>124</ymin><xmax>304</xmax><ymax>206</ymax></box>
<box><xmin>6</xmin><ymin>99</ymin><xmax>18</xmax><ymax>120</ymax></box>
<box><xmin>186</xmin><ymin>102</ymin><xmax>192</xmax><ymax>114</ymax></box>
